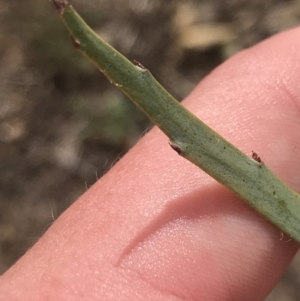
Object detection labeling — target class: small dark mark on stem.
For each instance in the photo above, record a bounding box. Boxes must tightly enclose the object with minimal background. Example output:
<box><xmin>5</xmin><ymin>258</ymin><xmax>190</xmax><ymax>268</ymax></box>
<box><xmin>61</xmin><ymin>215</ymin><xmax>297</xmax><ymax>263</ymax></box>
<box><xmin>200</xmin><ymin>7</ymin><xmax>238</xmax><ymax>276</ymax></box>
<box><xmin>52</xmin><ymin>0</ymin><xmax>69</xmax><ymax>13</ymax></box>
<box><xmin>252</xmin><ymin>151</ymin><xmax>262</xmax><ymax>163</ymax></box>
<box><xmin>71</xmin><ymin>36</ymin><xmax>81</xmax><ymax>50</ymax></box>
<box><xmin>133</xmin><ymin>60</ymin><xmax>147</xmax><ymax>71</ymax></box>
<box><xmin>169</xmin><ymin>141</ymin><xmax>182</xmax><ymax>155</ymax></box>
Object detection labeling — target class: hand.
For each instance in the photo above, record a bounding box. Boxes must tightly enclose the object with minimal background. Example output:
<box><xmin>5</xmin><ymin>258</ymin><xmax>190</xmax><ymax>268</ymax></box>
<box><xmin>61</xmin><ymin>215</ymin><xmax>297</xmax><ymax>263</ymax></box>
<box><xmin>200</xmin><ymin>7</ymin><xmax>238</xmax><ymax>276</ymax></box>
<box><xmin>1</xmin><ymin>26</ymin><xmax>300</xmax><ymax>301</ymax></box>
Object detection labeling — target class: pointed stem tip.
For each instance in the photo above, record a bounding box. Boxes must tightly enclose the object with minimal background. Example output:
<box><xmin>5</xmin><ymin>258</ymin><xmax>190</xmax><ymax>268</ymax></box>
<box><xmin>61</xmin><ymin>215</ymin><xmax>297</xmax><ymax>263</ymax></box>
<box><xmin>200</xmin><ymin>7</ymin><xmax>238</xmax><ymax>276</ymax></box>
<box><xmin>52</xmin><ymin>0</ymin><xmax>69</xmax><ymax>13</ymax></box>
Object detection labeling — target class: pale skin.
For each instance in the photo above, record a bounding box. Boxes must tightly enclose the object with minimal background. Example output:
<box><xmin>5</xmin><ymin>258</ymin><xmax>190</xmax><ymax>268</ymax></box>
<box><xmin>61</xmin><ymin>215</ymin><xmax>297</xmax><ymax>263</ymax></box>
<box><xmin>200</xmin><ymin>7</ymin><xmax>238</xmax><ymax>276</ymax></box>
<box><xmin>1</xmin><ymin>27</ymin><xmax>300</xmax><ymax>301</ymax></box>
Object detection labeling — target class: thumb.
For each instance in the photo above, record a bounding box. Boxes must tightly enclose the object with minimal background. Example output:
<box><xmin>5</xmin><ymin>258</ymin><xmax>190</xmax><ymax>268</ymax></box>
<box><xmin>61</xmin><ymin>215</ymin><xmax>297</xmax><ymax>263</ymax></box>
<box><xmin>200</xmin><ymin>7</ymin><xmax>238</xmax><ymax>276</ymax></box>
<box><xmin>1</xmin><ymin>27</ymin><xmax>300</xmax><ymax>301</ymax></box>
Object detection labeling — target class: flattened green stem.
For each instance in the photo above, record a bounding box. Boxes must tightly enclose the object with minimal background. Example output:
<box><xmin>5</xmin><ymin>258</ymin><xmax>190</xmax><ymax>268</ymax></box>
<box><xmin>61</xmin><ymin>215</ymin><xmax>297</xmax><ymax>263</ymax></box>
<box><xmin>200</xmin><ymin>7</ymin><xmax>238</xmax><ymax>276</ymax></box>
<box><xmin>52</xmin><ymin>0</ymin><xmax>300</xmax><ymax>243</ymax></box>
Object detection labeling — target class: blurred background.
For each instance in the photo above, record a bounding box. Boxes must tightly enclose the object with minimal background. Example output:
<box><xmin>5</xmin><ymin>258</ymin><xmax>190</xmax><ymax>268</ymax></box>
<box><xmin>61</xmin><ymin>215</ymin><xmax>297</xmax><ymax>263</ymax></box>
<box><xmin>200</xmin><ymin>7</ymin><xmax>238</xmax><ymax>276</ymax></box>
<box><xmin>1</xmin><ymin>0</ymin><xmax>300</xmax><ymax>299</ymax></box>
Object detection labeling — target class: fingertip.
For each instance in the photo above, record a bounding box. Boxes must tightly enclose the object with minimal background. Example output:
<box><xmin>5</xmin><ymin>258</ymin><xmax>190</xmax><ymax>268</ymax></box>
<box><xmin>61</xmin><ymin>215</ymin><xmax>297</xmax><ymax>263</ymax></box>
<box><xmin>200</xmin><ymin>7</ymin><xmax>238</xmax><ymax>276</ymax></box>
<box><xmin>1</xmin><ymin>26</ymin><xmax>300</xmax><ymax>301</ymax></box>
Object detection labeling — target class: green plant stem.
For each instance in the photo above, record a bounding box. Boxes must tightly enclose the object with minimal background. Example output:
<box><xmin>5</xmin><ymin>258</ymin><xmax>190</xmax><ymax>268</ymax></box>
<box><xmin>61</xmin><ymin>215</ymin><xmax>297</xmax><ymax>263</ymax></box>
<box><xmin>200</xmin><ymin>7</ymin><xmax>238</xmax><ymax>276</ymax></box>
<box><xmin>52</xmin><ymin>0</ymin><xmax>300</xmax><ymax>243</ymax></box>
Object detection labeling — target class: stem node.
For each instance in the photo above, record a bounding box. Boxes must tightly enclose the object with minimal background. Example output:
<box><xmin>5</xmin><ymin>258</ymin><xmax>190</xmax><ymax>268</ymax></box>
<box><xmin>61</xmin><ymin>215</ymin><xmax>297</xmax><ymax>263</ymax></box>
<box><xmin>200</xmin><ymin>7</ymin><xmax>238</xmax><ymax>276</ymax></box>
<box><xmin>169</xmin><ymin>141</ymin><xmax>182</xmax><ymax>155</ymax></box>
